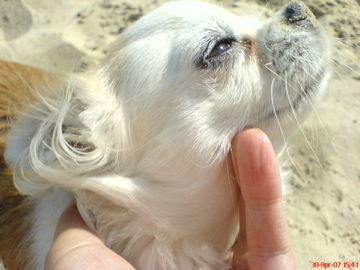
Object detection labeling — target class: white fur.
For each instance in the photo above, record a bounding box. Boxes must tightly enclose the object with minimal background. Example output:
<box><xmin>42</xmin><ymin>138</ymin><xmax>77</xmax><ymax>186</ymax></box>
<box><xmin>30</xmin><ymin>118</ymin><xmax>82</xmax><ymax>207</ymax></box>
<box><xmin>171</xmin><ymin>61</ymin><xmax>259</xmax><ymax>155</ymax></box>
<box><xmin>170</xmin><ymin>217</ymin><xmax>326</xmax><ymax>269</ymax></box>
<box><xmin>5</xmin><ymin>1</ymin><xmax>330</xmax><ymax>269</ymax></box>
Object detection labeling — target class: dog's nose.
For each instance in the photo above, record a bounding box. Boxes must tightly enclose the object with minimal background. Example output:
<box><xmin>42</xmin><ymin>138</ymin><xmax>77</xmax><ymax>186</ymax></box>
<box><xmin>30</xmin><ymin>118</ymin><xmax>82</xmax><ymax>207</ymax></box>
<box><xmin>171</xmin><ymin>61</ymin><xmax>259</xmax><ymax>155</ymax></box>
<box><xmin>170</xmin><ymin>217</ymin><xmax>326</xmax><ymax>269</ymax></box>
<box><xmin>284</xmin><ymin>1</ymin><xmax>308</xmax><ymax>23</ymax></box>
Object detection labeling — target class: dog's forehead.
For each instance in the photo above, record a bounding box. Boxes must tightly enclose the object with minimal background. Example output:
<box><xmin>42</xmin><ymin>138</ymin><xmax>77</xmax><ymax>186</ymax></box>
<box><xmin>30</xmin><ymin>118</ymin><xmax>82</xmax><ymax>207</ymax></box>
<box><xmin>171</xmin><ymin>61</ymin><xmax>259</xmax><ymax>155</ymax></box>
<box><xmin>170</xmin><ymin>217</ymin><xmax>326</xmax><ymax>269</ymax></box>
<box><xmin>156</xmin><ymin>1</ymin><xmax>234</xmax><ymax>20</ymax></box>
<box><xmin>129</xmin><ymin>1</ymin><xmax>261</xmax><ymax>39</ymax></box>
<box><xmin>117</xmin><ymin>1</ymin><xmax>262</xmax><ymax>59</ymax></box>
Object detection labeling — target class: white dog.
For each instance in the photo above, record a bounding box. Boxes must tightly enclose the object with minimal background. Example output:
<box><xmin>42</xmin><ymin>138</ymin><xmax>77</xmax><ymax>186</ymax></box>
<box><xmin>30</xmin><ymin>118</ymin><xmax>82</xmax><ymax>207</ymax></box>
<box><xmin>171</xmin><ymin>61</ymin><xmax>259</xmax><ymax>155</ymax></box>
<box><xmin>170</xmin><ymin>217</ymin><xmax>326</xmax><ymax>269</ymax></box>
<box><xmin>3</xmin><ymin>1</ymin><xmax>330</xmax><ymax>269</ymax></box>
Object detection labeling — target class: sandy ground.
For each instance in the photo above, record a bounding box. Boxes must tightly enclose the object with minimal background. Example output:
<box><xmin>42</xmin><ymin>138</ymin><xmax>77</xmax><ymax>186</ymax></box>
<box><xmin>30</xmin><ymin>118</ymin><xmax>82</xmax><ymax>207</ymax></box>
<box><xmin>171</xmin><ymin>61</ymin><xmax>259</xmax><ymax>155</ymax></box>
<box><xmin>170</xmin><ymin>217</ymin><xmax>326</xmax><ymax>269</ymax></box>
<box><xmin>0</xmin><ymin>0</ymin><xmax>359</xmax><ymax>269</ymax></box>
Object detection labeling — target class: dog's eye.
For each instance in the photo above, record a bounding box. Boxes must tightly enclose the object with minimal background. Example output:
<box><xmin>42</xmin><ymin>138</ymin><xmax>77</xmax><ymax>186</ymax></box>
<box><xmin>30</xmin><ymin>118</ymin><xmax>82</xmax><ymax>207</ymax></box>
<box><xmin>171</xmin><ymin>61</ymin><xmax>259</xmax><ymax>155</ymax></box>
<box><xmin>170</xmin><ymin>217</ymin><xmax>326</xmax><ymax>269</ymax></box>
<box><xmin>208</xmin><ymin>38</ymin><xmax>234</xmax><ymax>58</ymax></box>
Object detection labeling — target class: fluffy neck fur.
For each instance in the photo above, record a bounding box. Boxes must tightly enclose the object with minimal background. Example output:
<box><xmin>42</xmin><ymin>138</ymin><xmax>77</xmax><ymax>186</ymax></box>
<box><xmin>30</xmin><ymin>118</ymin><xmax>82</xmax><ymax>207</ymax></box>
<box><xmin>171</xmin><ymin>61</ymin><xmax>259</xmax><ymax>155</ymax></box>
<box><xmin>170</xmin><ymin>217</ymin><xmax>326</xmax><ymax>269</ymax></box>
<box><xmin>4</xmin><ymin>65</ymin><xmax>240</xmax><ymax>269</ymax></box>
<box><xmin>76</xmin><ymin>69</ymin><xmax>240</xmax><ymax>268</ymax></box>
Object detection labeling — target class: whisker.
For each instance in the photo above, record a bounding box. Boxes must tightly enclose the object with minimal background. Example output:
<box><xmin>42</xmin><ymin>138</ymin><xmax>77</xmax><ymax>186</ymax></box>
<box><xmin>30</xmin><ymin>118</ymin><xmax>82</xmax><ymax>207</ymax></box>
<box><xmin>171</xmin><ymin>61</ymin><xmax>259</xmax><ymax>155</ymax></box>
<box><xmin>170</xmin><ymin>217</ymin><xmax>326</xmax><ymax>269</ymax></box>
<box><xmin>332</xmin><ymin>36</ymin><xmax>360</xmax><ymax>41</ymax></box>
<box><xmin>269</xmin><ymin>78</ymin><xmax>302</xmax><ymax>180</ymax></box>
<box><xmin>294</xmin><ymin>74</ymin><xmax>333</xmax><ymax>144</ymax></box>
<box><xmin>284</xmin><ymin>75</ymin><xmax>323</xmax><ymax>169</ymax></box>
<box><xmin>264</xmin><ymin>63</ymin><xmax>283</xmax><ymax>80</ymax></box>
<box><xmin>331</xmin><ymin>58</ymin><xmax>360</xmax><ymax>76</ymax></box>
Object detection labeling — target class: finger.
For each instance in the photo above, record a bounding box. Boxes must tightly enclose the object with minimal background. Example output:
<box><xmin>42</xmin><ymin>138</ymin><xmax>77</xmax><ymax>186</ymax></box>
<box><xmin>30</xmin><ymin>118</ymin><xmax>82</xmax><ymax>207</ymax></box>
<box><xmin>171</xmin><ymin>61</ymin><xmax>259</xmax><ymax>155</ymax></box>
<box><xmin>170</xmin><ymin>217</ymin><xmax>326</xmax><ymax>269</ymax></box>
<box><xmin>45</xmin><ymin>205</ymin><xmax>135</xmax><ymax>270</ymax></box>
<box><xmin>232</xmin><ymin>128</ymin><xmax>295</xmax><ymax>270</ymax></box>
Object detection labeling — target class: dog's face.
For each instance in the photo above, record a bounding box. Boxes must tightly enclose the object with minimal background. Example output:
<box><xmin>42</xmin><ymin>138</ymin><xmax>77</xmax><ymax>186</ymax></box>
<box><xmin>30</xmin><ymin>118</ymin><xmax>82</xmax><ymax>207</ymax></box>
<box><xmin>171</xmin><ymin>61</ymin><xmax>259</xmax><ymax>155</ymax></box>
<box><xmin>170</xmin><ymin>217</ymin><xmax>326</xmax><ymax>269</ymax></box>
<box><xmin>103</xmin><ymin>1</ymin><xmax>330</xmax><ymax>164</ymax></box>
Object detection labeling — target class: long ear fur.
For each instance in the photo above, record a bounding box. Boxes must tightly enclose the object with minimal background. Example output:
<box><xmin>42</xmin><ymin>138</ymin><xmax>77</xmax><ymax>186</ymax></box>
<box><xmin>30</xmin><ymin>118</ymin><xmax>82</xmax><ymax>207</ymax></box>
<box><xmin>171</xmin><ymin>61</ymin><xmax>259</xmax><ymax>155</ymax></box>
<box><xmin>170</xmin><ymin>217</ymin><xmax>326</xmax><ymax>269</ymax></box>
<box><xmin>3</xmin><ymin>62</ymin><xmax>134</xmax><ymax>197</ymax></box>
<box><xmin>0</xmin><ymin>60</ymin><xmax>54</xmax><ymax>270</ymax></box>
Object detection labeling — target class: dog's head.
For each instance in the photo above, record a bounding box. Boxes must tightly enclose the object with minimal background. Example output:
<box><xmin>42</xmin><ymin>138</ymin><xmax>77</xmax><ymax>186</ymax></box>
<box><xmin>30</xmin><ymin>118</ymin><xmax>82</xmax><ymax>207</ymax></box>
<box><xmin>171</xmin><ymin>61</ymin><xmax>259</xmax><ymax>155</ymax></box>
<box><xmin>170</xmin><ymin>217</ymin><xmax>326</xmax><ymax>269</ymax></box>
<box><xmin>99</xmin><ymin>0</ymin><xmax>330</xmax><ymax>164</ymax></box>
<box><xmin>5</xmin><ymin>1</ymin><xmax>330</xmax><ymax>195</ymax></box>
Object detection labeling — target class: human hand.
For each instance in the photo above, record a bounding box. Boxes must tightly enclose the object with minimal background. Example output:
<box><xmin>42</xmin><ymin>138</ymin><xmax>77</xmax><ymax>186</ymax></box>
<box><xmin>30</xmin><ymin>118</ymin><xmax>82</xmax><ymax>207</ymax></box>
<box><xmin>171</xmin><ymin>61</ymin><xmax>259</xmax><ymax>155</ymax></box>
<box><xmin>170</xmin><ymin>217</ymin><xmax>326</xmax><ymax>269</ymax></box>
<box><xmin>45</xmin><ymin>205</ymin><xmax>135</xmax><ymax>270</ymax></box>
<box><xmin>231</xmin><ymin>128</ymin><xmax>296</xmax><ymax>270</ymax></box>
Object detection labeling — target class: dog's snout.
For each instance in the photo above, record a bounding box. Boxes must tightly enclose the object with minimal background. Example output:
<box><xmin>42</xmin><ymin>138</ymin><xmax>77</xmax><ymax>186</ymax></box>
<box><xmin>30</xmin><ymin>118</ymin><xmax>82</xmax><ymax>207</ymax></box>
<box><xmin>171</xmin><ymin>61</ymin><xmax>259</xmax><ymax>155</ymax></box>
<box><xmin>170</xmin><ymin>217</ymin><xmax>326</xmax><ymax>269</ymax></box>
<box><xmin>284</xmin><ymin>1</ymin><xmax>308</xmax><ymax>23</ymax></box>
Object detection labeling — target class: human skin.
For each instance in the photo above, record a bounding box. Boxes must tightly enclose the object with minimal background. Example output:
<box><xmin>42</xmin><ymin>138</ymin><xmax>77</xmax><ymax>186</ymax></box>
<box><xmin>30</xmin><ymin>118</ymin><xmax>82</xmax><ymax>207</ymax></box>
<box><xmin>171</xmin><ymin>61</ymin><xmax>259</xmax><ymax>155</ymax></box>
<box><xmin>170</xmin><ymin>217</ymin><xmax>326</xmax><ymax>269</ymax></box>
<box><xmin>232</xmin><ymin>128</ymin><xmax>296</xmax><ymax>270</ymax></box>
<box><xmin>45</xmin><ymin>128</ymin><xmax>295</xmax><ymax>270</ymax></box>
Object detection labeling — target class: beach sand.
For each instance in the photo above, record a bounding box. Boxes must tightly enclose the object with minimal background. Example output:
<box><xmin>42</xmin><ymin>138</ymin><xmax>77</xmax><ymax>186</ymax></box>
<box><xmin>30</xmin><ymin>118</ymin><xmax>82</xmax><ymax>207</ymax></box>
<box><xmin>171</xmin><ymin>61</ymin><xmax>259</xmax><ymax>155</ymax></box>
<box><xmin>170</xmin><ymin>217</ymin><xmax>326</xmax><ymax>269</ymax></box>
<box><xmin>0</xmin><ymin>0</ymin><xmax>359</xmax><ymax>269</ymax></box>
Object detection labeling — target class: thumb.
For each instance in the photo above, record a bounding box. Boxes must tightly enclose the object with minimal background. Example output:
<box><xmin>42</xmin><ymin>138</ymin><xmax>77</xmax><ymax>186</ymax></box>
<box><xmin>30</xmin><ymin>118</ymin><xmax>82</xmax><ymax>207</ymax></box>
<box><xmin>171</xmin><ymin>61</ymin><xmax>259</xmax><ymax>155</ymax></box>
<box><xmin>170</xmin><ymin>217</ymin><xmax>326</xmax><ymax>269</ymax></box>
<box><xmin>45</xmin><ymin>205</ymin><xmax>135</xmax><ymax>270</ymax></box>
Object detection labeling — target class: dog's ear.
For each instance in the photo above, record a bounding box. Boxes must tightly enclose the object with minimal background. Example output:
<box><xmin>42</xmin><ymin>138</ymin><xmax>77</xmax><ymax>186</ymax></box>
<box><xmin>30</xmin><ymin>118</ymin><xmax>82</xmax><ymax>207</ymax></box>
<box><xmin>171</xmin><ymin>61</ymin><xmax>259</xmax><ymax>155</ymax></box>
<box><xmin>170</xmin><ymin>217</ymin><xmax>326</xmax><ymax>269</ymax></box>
<box><xmin>1</xmin><ymin>62</ymin><xmax>120</xmax><ymax>197</ymax></box>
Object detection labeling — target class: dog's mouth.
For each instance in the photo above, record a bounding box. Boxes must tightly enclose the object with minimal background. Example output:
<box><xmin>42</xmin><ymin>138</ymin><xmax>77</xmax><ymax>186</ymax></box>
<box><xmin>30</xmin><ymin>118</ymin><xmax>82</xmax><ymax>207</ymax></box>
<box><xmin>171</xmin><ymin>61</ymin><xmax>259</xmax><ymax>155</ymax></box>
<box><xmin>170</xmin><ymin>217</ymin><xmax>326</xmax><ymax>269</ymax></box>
<box><xmin>273</xmin><ymin>69</ymin><xmax>324</xmax><ymax>117</ymax></box>
<box><xmin>251</xmin><ymin>1</ymin><xmax>328</xmax><ymax>127</ymax></box>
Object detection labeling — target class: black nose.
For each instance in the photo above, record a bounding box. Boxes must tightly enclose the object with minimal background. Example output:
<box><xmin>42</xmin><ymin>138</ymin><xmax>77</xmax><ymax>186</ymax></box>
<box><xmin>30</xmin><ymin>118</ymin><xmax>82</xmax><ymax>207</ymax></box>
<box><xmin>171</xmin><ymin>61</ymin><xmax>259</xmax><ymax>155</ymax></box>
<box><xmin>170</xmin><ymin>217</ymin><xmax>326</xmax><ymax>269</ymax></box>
<box><xmin>284</xmin><ymin>1</ymin><xmax>308</xmax><ymax>23</ymax></box>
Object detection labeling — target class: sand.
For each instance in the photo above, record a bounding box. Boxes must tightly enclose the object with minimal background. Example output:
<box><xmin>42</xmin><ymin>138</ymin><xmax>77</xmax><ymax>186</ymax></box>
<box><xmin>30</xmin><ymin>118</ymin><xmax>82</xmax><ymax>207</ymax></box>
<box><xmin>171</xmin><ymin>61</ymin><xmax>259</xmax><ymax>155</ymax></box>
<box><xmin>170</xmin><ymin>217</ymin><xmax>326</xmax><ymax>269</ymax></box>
<box><xmin>0</xmin><ymin>0</ymin><xmax>359</xmax><ymax>269</ymax></box>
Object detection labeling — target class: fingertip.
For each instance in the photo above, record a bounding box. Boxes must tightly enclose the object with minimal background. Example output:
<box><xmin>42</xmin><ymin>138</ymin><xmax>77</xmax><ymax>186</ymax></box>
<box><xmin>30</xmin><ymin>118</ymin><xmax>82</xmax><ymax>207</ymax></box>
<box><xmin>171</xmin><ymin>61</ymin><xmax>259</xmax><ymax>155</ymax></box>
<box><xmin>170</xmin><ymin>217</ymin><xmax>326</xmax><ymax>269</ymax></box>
<box><xmin>232</xmin><ymin>128</ymin><xmax>268</xmax><ymax>158</ymax></box>
<box><xmin>232</xmin><ymin>127</ymin><xmax>282</xmax><ymax>207</ymax></box>
<box><xmin>232</xmin><ymin>128</ymin><xmax>276</xmax><ymax>184</ymax></box>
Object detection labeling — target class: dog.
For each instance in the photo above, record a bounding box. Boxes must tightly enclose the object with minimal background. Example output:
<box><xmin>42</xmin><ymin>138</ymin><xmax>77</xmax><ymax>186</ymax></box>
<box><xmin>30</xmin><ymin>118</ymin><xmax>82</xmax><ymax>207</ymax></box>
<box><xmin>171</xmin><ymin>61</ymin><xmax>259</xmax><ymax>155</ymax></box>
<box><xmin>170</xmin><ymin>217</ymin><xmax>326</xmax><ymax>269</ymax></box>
<box><xmin>0</xmin><ymin>1</ymin><xmax>330</xmax><ymax>269</ymax></box>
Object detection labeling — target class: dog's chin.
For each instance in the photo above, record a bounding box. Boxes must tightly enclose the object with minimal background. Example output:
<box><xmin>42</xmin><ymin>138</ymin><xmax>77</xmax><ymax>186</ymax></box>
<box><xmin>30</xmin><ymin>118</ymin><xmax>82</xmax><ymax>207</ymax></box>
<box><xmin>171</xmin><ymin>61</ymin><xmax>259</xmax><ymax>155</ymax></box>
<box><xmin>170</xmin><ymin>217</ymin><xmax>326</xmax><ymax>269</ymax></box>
<box><xmin>245</xmin><ymin>64</ymin><xmax>328</xmax><ymax>145</ymax></box>
<box><xmin>242</xmin><ymin>95</ymin><xmax>313</xmax><ymax>153</ymax></box>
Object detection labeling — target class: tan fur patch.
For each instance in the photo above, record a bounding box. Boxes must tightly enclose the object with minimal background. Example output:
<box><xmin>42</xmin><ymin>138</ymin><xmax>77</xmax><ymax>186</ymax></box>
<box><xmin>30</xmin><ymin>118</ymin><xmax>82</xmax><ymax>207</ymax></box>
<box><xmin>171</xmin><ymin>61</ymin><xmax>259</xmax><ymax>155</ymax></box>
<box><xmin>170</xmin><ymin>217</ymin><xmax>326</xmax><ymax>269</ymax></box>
<box><xmin>0</xmin><ymin>61</ymin><xmax>59</xmax><ymax>270</ymax></box>
<box><xmin>0</xmin><ymin>60</ymin><xmax>59</xmax><ymax>132</ymax></box>
<box><xmin>0</xmin><ymin>156</ymin><xmax>33</xmax><ymax>270</ymax></box>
